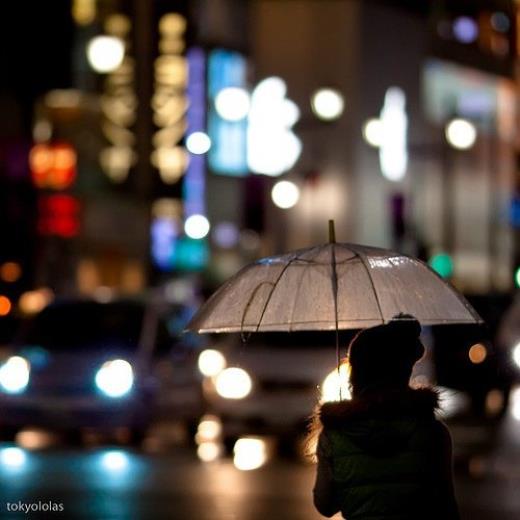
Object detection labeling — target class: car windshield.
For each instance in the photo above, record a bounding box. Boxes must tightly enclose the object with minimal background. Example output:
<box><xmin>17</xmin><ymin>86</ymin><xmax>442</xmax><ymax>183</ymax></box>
<box><xmin>21</xmin><ymin>301</ymin><xmax>144</xmax><ymax>351</ymax></box>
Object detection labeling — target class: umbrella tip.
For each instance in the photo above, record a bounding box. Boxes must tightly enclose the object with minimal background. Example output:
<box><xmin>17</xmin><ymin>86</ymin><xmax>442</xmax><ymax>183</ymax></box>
<box><xmin>328</xmin><ymin>220</ymin><xmax>336</xmax><ymax>243</ymax></box>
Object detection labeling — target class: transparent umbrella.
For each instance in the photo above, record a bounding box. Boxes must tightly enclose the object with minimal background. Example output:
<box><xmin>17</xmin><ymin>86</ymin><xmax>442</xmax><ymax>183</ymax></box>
<box><xmin>188</xmin><ymin>227</ymin><xmax>482</xmax><ymax>335</ymax></box>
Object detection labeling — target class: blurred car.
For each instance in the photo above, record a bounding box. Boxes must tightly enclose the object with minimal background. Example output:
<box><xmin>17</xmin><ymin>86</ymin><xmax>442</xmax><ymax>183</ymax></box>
<box><xmin>0</xmin><ymin>298</ymin><xmax>202</xmax><ymax>439</ymax></box>
<box><xmin>195</xmin><ymin>331</ymin><xmax>356</xmax><ymax>448</ymax></box>
<box><xmin>497</xmin><ymin>292</ymin><xmax>520</xmax><ymax>383</ymax></box>
<box><xmin>195</xmin><ymin>329</ymin><xmax>484</xmax><ymax>452</ymax></box>
<box><xmin>431</xmin><ymin>293</ymin><xmax>514</xmax><ymax>418</ymax></box>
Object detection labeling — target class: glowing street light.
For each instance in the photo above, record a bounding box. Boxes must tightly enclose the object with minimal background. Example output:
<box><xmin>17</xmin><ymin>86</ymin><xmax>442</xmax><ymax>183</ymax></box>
<box><xmin>247</xmin><ymin>77</ymin><xmax>302</xmax><ymax>176</ymax></box>
<box><xmin>184</xmin><ymin>214</ymin><xmax>210</xmax><ymax>239</ymax></box>
<box><xmin>186</xmin><ymin>132</ymin><xmax>211</xmax><ymax>155</ymax></box>
<box><xmin>87</xmin><ymin>36</ymin><xmax>125</xmax><ymax>73</ymax></box>
<box><xmin>311</xmin><ymin>88</ymin><xmax>344</xmax><ymax>121</ymax></box>
<box><xmin>362</xmin><ymin>87</ymin><xmax>408</xmax><ymax>182</ymax></box>
<box><xmin>445</xmin><ymin>118</ymin><xmax>477</xmax><ymax>150</ymax></box>
<box><xmin>271</xmin><ymin>181</ymin><xmax>300</xmax><ymax>209</ymax></box>
<box><xmin>215</xmin><ymin>87</ymin><xmax>250</xmax><ymax>122</ymax></box>
<box><xmin>362</xmin><ymin>118</ymin><xmax>383</xmax><ymax>147</ymax></box>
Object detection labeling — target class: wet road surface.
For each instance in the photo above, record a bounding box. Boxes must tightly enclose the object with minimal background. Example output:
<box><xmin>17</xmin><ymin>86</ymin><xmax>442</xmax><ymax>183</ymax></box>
<box><xmin>1</xmin><ymin>395</ymin><xmax>520</xmax><ymax>519</ymax></box>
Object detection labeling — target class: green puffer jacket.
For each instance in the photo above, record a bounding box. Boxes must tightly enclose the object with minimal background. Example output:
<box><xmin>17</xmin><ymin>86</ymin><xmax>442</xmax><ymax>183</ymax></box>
<box><xmin>313</xmin><ymin>388</ymin><xmax>460</xmax><ymax>520</ymax></box>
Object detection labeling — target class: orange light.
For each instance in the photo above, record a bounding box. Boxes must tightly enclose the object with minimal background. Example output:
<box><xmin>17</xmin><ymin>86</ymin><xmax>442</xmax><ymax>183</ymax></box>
<box><xmin>19</xmin><ymin>289</ymin><xmax>53</xmax><ymax>315</ymax></box>
<box><xmin>0</xmin><ymin>262</ymin><xmax>22</xmax><ymax>283</ymax></box>
<box><xmin>0</xmin><ymin>295</ymin><xmax>12</xmax><ymax>316</ymax></box>
<box><xmin>29</xmin><ymin>143</ymin><xmax>77</xmax><ymax>190</ymax></box>
<box><xmin>469</xmin><ymin>343</ymin><xmax>487</xmax><ymax>364</ymax></box>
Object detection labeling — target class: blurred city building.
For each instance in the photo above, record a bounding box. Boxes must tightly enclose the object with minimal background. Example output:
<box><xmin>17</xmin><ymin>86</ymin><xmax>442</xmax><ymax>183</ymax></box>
<box><xmin>0</xmin><ymin>0</ymin><xmax>519</xmax><ymax>319</ymax></box>
<box><xmin>251</xmin><ymin>0</ymin><xmax>518</xmax><ymax>295</ymax></box>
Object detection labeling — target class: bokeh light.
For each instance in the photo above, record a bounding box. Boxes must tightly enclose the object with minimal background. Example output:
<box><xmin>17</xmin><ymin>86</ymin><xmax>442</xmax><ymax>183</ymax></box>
<box><xmin>16</xmin><ymin>429</ymin><xmax>56</xmax><ymax>450</ymax></box>
<box><xmin>512</xmin><ymin>342</ymin><xmax>520</xmax><ymax>369</ymax></box>
<box><xmin>0</xmin><ymin>262</ymin><xmax>22</xmax><ymax>283</ymax></box>
<box><xmin>445</xmin><ymin>118</ymin><xmax>477</xmax><ymax>150</ymax></box>
<box><xmin>0</xmin><ymin>356</ymin><xmax>30</xmax><ymax>394</ymax></box>
<box><xmin>429</xmin><ymin>252</ymin><xmax>454</xmax><ymax>279</ymax></box>
<box><xmin>19</xmin><ymin>288</ymin><xmax>54</xmax><ymax>315</ymax></box>
<box><xmin>186</xmin><ymin>132</ymin><xmax>211</xmax><ymax>155</ymax></box>
<box><xmin>0</xmin><ymin>447</ymin><xmax>27</xmax><ymax>468</ymax></box>
<box><xmin>212</xmin><ymin>222</ymin><xmax>239</xmax><ymax>249</ymax></box>
<box><xmin>215</xmin><ymin>368</ymin><xmax>252</xmax><ymax>399</ymax></box>
<box><xmin>87</xmin><ymin>35</ymin><xmax>125</xmax><ymax>73</ymax></box>
<box><xmin>0</xmin><ymin>295</ymin><xmax>12</xmax><ymax>316</ymax></box>
<box><xmin>72</xmin><ymin>0</ymin><xmax>96</xmax><ymax>26</ymax></box>
<box><xmin>468</xmin><ymin>343</ymin><xmax>487</xmax><ymax>364</ymax></box>
<box><xmin>196</xmin><ymin>415</ymin><xmax>222</xmax><ymax>443</ymax></box>
<box><xmin>247</xmin><ymin>77</ymin><xmax>302</xmax><ymax>176</ymax></box>
<box><xmin>362</xmin><ymin>118</ymin><xmax>383</xmax><ymax>147</ymax></box>
<box><xmin>198</xmin><ymin>349</ymin><xmax>226</xmax><ymax>377</ymax></box>
<box><xmin>321</xmin><ymin>363</ymin><xmax>351</xmax><ymax>402</ymax></box>
<box><xmin>233</xmin><ymin>437</ymin><xmax>268</xmax><ymax>471</ymax></box>
<box><xmin>197</xmin><ymin>441</ymin><xmax>222</xmax><ymax>462</ymax></box>
<box><xmin>271</xmin><ymin>181</ymin><xmax>300</xmax><ymax>209</ymax></box>
<box><xmin>310</xmin><ymin>88</ymin><xmax>344</xmax><ymax>121</ymax></box>
<box><xmin>452</xmin><ymin>16</ymin><xmax>478</xmax><ymax>44</ymax></box>
<box><xmin>184</xmin><ymin>214</ymin><xmax>210</xmax><ymax>240</ymax></box>
<box><xmin>215</xmin><ymin>87</ymin><xmax>251</xmax><ymax>121</ymax></box>
<box><xmin>100</xmin><ymin>450</ymin><xmax>129</xmax><ymax>471</ymax></box>
<box><xmin>511</xmin><ymin>387</ymin><xmax>520</xmax><ymax>421</ymax></box>
<box><xmin>95</xmin><ymin>360</ymin><xmax>134</xmax><ymax>398</ymax></box>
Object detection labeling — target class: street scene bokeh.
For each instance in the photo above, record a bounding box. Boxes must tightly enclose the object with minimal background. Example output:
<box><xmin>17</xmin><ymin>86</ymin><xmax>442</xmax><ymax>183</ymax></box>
<box><xmin>1</xmin><ymin>0</ymin><xmax>520</xmax><ymax>518</ymax></box>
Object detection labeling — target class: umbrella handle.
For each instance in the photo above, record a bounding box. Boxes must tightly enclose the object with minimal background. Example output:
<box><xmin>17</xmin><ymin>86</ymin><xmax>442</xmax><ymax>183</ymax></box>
<box><xmin>329</xmin><ymin>220</ymin><xmax>336</xmax><ymax>243</ymax></box>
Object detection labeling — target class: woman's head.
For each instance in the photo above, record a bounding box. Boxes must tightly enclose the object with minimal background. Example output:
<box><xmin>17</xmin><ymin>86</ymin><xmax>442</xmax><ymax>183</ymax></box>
<box><xmin>348</xmin><ymin>316</ymin><xmax>424</xmax><ymax>396</ymax></box>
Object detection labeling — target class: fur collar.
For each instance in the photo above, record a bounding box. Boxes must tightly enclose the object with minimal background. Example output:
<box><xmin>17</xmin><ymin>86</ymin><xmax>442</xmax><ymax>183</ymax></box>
<box><xmin>320</xmin><ymin>387</ymin><xmax>439</xmax><ymax>428</ymax></box>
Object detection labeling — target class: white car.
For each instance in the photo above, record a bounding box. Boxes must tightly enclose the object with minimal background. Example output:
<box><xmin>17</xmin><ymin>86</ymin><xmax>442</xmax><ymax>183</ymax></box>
<box><xmin>196</xmin><ymin>331</ymin><xmax>354</xmax><ymax>447</ymax></box>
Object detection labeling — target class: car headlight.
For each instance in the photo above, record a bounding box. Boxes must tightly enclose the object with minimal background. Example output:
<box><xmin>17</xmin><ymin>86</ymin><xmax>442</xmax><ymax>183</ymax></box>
<box><xmin>198</xmin><ymin>349</ymin><xmax>226</xmax><ymax>377</ymax></box>
<box><xmin>215</xmin><ymin>367</ymin><xmax>252</xmax><ymax>399</ymax></box>
<box><xmin>321</xmin><ymin>364</ymin><xmax>351</xmax><ymax>403</ymax></box>
<box><xmin>512</xmin><ymin>342</ymin><xmax>520</xmax><ymax>369</ymax></box>
<box><xmin>0</xmin><ymin>356</ymin><xmax>30</xmax><ymax>394</ymax></box>
<box><xmin>95</xmin><ymin>359</ymin><xmax>134</xmax><ymax>398</ymax></box>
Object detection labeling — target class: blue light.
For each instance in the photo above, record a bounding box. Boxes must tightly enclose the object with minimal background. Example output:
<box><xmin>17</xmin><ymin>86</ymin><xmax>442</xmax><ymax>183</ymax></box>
<box><xmin>172</xmin><ymin>237</ymin><xmax>209</xmax><ymax>271</ymax></box>
<box><xmin>207</xmin><ymin>49</ymin><xmax>248</xmax><ymax>176</ymax></box>
<box><xmin>0</xmin><ymin>446</ymin><xmax>27</xmax><ymax>469</ymax></box>
<box><xmin>151</xmin><ymin>217</ymin><xmax>178</xmax><ymax>271</ymax></box>
<box><xmin>185</xmin><ymin>48</ymin><xmax>207</xmax><ymax>218</ymax></box>
<box><xmin>212</xmin><ymin>221</ymin><xmax>239</xmax><ymax>248</ymax></box>
<box><xmin>510</xmin><ymin>197</ymin><xmax>520</xmax><ymax>227</ymax></box>
<box><xmin>100</xmin><ymin>450</ymin><xmax>130</xmax><ymax>472</ymax></box>
<box><xmin>453</xmin><ymin>17</ymin><xmax>478</xmax><ymax>44</ymax></box>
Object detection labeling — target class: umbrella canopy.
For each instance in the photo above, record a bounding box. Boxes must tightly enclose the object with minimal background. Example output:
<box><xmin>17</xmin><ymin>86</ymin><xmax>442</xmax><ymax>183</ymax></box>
<box><xmin>188</xmin><ymin>242</ymin><xmax>482</xmax><ymax>334</ymax></box>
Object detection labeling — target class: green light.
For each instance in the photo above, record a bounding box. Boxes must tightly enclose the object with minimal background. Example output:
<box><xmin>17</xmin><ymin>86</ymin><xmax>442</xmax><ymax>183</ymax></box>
<box><xmin>173</xmin><ymin>237</ymin><xmax>209</xmax><ymax>271</ymax></box>
<box><xmin>515</xmin><ymin>266</ymin><xmax>520</xmax><ymax>288</ymax></box>
<box><xmin>429</xmin><ymin>253</ymin><xmax>454</xmax><ymax>279</ymax></box>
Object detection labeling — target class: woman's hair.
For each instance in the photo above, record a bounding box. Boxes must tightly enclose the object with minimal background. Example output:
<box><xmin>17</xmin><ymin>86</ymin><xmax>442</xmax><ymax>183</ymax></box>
<box><xmin>348</xmin><ymin>316</ymin><xmax>424</xmax><ymax>396</ymax></box>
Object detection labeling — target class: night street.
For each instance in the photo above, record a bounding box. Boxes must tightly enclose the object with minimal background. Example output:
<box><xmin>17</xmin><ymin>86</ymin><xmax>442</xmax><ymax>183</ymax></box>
<box><xmin>1</xmin><ymin>392</ymin><xmax>520</xmax><ymax>520</ymax></box>
<box><xmin>2</xmin><ymin>1</ymin><xmax>520</xmax><ymax>519</ymax></box>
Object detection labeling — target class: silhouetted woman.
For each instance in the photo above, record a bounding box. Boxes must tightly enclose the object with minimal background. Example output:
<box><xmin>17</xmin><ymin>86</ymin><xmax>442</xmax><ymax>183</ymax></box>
<box><xmin>310</xmin><ymin>317</ymin><xmax>460</xmax><ymax>519</ymax></box>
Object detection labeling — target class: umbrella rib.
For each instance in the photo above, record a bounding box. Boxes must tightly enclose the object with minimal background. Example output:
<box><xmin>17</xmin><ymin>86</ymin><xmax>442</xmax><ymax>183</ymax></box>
<box><xmin>350</xmin><ymin>248</ymin><xmax>385</xmax><ymax>323</ymax></box>
<box><xmin>250</xmin><ymin>254</ymin><xmax>301</xmax><ymax>334</ymax></box>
